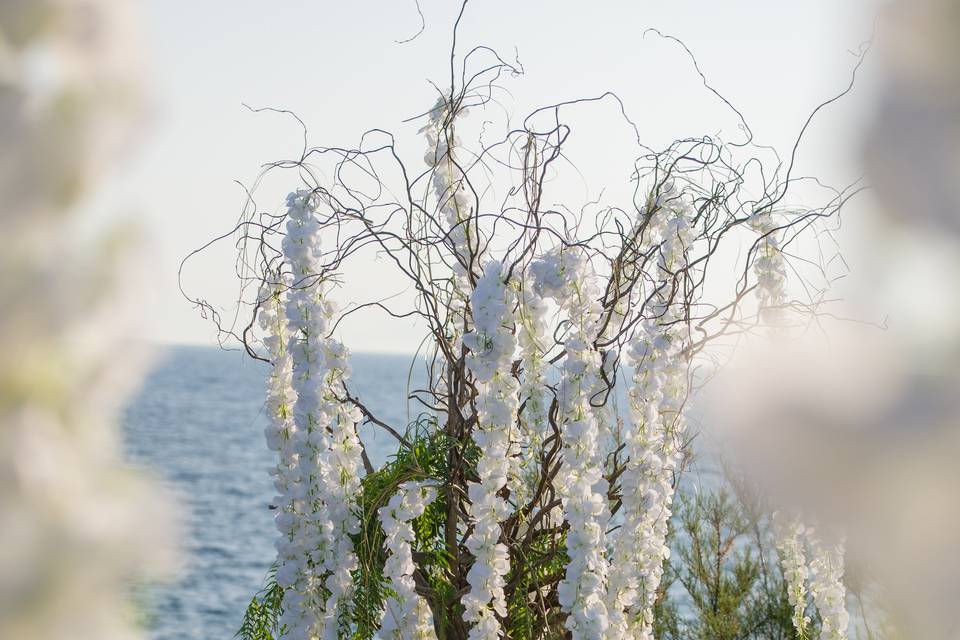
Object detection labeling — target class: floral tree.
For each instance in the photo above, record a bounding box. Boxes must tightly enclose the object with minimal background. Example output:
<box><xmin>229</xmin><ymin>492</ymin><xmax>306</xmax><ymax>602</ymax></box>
<box><xmin>185</xmin><ymin>11</ymin><xmax>861</xmax><ymax>640</ymax></box>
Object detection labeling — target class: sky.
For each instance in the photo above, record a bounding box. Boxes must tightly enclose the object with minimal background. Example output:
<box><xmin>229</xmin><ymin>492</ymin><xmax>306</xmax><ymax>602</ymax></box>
<box><xmin>78</xmin><ymin>0</ymin><xmax>885</xmax><ymax>353</ymax></box>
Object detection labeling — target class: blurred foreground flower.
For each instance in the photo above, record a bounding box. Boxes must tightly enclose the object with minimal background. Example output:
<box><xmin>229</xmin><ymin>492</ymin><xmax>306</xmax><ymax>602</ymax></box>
<box><xmin>710</xmin><ymin>2</ymin><xmax>960</xmax><ymax>636</ymax></box>
<box><xmin>0</xmin><ymin>1</ymin><xmax>177</xmax><ymax>638</ymax></box>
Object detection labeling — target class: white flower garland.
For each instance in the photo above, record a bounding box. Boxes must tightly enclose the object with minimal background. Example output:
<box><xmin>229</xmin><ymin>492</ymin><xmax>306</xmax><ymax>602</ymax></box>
<box><xmin>749</xmin><ymin>210</ymin><xmax>787</xmax><ymax>322</ymax></box>
<box><xmin>513</xmin><ymin>276</ymin><xmax>550</xmax><ymax>506</ymax></box>
<box><xmin>772</xmin><ymin>513</ymin><xmax>812</xmax><ymax>636</ymax></box>
<box><xmin>258</xmin><ymin>276</ymin><xmax>308</xmax><ymax>633</ymax></box>
<box><xmin>461</xmin><ymin>261</ymin><xmax>519</xmax><ymax>639</ymax></box>
<box><xmin>807</xmin><ymin>529</ymin><xmax>849</xmax><ymax>640</ymax></box>
<box><xmin>423</xmin><ymin>99</ymin><xmax>475</xmax><ymax>328</ymax></box>
<box><xmin>276</xmin><ymin>190</ymin><xmax>364</xmax><ymax>640</ymax></box>
<box><xmin>379</xmin><ymin>481</ymin><xmax>439</xmax><ymax>640</ymax></box>
<box><xmin>261</xmin><ymin>281</ymin><xmax>296</xmax><ymax>456</ymax></box>
<box><xmin>319</xmin><ymin>336</ymin><xmax>365</xmax><ymax>632</ymax></box>
<box><xmin>532</xmin><ymin>247</ymin><xmax>613</xmax><ymax>640</ymax></box>
<box><xmin>607</xmin><ymin>190</ymin><xmax>693</xmax><ymax>639</ymax></box>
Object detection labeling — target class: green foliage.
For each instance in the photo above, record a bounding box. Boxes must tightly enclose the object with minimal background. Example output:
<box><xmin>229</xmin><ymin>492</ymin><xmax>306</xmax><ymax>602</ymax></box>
<box><xmin>351</xmin><ymin>415</ymin><xmax>466</xmax><ymax>639</ymax></box>
<box><xmin>237</xmin><ymin>572</ymin><xmax>284</xmax><ymax>640</ymax></box>
<box><xmin>655</xmin><ymin>484</ymin><xmax>818</xmax><ymax>640</ymax></box>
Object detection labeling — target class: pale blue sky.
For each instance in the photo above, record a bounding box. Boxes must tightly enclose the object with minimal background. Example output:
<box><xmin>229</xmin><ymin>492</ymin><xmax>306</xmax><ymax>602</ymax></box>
<box><xmin>81</xmin><ymin>0</ymin><xmax>883</xmax><ymax>352</ymax></box>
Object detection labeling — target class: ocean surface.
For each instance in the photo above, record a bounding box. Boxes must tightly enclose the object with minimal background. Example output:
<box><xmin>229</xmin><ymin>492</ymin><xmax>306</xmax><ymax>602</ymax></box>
<box><xmin>122</xmin><ymin>345</ymin><xmax>419</xmax><ymax>640</ymax></box>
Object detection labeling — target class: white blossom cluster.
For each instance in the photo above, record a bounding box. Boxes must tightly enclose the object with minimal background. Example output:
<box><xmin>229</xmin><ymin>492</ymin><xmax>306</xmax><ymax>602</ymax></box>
<box><xmin>607</xmin><ymin>190</ymin><xmax>694</xmax><ymax>638</ymax></box>
<box><xmin>806</xmin><ymin>530</ymin><xmax>849</xmax><ymax>640</ymax></box>
<box><xmin>260</xmin><ymin>280</ymin><xmax>296</xmax><ymax>457</ymax></box>
<box><xmin>272</xmin><ymin>190</ymin><xmax>365</xmax><ymax>640</ymax></box>
<box><xmin>532</xmin><ymin>248</ymin><xmax>614</xmax><ymax>640</ymax></box>
<box><xmin>379</xmin><ymin>481</ymin><xmax>439</xmax><ymax>640</ymax></box>
<box><xmin>772</xmin><ymin>513</ymin><xmax>812</xmax><ymax>636</ymax></box>
<box><xmin>423</xmin><ymin>99</ymin><xmax>475</xmax><ymax>325</ymax></box>
<box><xmin>513</xmin><ymin>277</ymin><xmax>550</xmax><ymax>505</ymax></box>
<box><xmin>0</xmin><ymin>2</ymin><xmax>177</xmax><ymax>638</ymax></box>
<box><xmin>607</xmin><ymin>327</ymin><xmax>681</xmax><ymax>638</ymax></box>
<box><xmin>258</xmin><ymin>276</ymin><xmax>300</xmax><ymax>605</ymax></box>
<box><xmin>461</xmin><ymin>261</ymin><xmax>520</xmax><ymax>639</ymax></box>
<box><xmin>770</xmin><ymin>514</ymin><xmax>849</xmax><ymax>640</ymax></box>
<box><xmin>748</xmin><ymin>211</ymin><xmax>788</xmax><ymax>321</ymax></box>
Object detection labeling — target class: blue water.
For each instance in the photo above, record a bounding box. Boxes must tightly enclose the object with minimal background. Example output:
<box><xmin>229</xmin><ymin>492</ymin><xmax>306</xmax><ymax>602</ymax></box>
<box><xmin>122</xmin><ymin>346</ymin><xmax>420</xmax><ymax>640</ymax></box>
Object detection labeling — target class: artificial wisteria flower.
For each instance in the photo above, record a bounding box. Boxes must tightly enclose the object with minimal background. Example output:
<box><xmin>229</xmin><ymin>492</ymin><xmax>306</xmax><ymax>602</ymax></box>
<box><xmin>258</xmin><ymin>275</ymin><xmax>304</xmax><ymax>620</ymax></box>
<box><xmin>513</xmin><ymin>276</ymin><xmax>550</xmax><ymax>505</ymax></box>
<box><xmin>748</xmin><ymin>210</ymin><xmax>788</xmax><ymax>322</ymax></box>
<box><xmin>422</xmin><ymin>97</ymin><xmax>475</xmax><ymax>330</ymax></box>
<box><xmin>260</xmin><ymin>277</ymin><xmax>296</xmax><ymax>457</ymax></box>
<box><xmin>461</xmin><ymin>261</ymin><xmax>519</xmax><ymax>639</ymax></box>
<box><xmin>379</xmin><ymin>481</ymin><xmax>439</xmax><ymax>640</ymax></box>
<box><xmin>606</xmin><ymin>187</ymin><xmax>694</xmax><ymax>638</ymax></box>
<box><xmin>273</xmin><ymin>190</ymin><xmax>365</xmax><ymax>640</ymax></box>
<box><xmin>532</xmin><ymin>247</ymin><xmax>613</xmax><ymax>640</ymax></box>
<box><xmin>806</xmin><ymin>528</ymin><xmax>849</xmax><ymax>640</ymax></box>
<box><xmin>773</xmin><ymin>512</ymin><xmax>812</xmax><ymax>637</ymax></box>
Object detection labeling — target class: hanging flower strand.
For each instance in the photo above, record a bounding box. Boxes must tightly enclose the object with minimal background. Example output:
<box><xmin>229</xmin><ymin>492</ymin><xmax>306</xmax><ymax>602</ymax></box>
<box><xmin>532</xmin><ymin>247</ymin><xmax>613</xmax><ymax>640</ymax></box>
<box><xmin>772</xmin><ymin>513</ymin><xmax>812</xmax><ymax>637</ymax></box>
<box><xmin>461</xmin><ymin>261</ymin><xmax>519</xmax><ymax>640</ymax></box>
<box><xmin>807</xmin><ymin>528</ymin><xmax>850</xmax><ymax>640</ymax></box>
<box><xmin>749</xmin><ymin>210</ymin><xmax>788</xmax><ymax>323</ymax></box>
<box><xmin>257</xmin><ymin>275</ymin><xmax>311</xmax><ymax>637</ymax></box>
<box><xmin>379</xmin><ymin>481</ymin><xmax>439</xmax><ymax>640</ymax></box>
<box><xmin>607</xmin><ymin>186</ymin><xmax>694</xmax><ymax>638</ymax></box>
<box><xmin>422</xmin><ymin>97</ymin><xmax>475</xmax><ymax>332</ymax></box>
<box><xmin>604</xmin><ymin>198</ymin><xmax>667</xmax><ymax>638</ymax></box>
<box><xmin>279</xmin><ymin>190</ymin><xmax>364</xmax><ymax>640</ymax></box>
<box><xmin>320</xmin><ymin>335</ymin><xmax>366</xmax><ymax>633</ymax></box>
<box><xmin>513</xmin><ymin>276</ymin><xmax>550</xmax><ymax>506</ymax></box>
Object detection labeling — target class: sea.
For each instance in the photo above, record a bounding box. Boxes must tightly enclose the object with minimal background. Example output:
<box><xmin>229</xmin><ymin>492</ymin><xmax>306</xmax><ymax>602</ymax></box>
<box><xmin>122</xmin><ymin>345</ymin><xmax>420</xmax><ymax>640</ymax></box>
